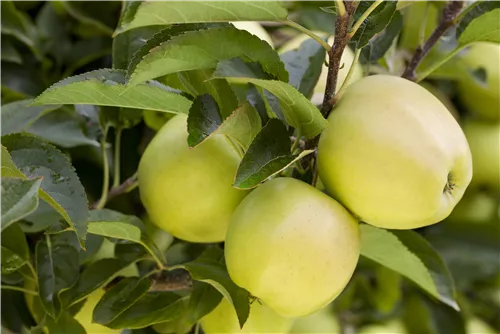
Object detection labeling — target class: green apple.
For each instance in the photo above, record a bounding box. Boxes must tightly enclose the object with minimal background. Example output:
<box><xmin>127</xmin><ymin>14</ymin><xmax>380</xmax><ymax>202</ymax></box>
<box><xmin>201</xmin><ymin>297</ymin><xmax>293</xmax><ymax>333</ymax></box>
<box><xmin>279</xmin><ymin>33</ymin><xmax>363</xmax><ymax>104</ymax></box>
<box><xmin>290</xmin><ymin>306</ymin><xmax>340</xmax><ymax>333</ymax></box>
<box><xmin>138</xmin><ymin>113</ymin><xmax>248</xmax><ymax>243</ymax></box>
<box><xmin>143</xmin><ymin>110</ymin><xmax>174</xmax><ymax>132</ymax></box>
<box><xmin>231</xmin><ymin>21</ymin><xmax>273</xmax><ymax>47</ymax></box>
<box><xmin>88</xmin><ymin>238</ymin><xmax>140</xmax><ymax>277</ymax></box>
<box><xmin>318</xmin><ymin>75</ymin><xmax>472</xmax><ymax>230</ymax></box>
<box><xmin>463</xmin><ymin>120</ymin><xmax>500</xmax><ymax>191</ymax></box>
<box><xmin>420</xmin><ymin>82</ymin><xmax>459</xmax><ymax>120</ymax></box>
<box><xmin>457</xmin><ymin>42</ymin><xmax>500</xmax><ymax>121</ymax></box>
<box><xmin>447</xmin><ymin>190</ymin><xmax>499</xmax><ymax>224</ymax></box>
<box><xmin>73</xmin><ymin>289</ymin><xmax>121</xmax><ymax>334</ymax></box>
<box><xmin>225</xmin><ymin>177</ymin><xmax>360</xmax><ymax>317</ymax></box>
<box><xmin>359</xmin><ymin>320</ymin><xmax>406</xmax><ymax>334</ymax></box>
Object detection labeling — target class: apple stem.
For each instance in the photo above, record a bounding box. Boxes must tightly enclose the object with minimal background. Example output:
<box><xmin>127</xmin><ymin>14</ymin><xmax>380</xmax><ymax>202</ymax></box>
<box><xmin>90</xmin><ymin>172</ymin><xmax>138</xmax><ymax>209</ymax></box>
<box><xmin>402</xmin><ymin>1</ymin><xmax>465</xmax><ymax>81</ymax></box>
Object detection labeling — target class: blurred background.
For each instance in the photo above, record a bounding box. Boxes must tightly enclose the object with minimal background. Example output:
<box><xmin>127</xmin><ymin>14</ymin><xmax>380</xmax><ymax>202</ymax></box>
<box><xmin>1</xmin><ymin>1</ymin><xmax>499</xmax><ymax>334</ymax></box>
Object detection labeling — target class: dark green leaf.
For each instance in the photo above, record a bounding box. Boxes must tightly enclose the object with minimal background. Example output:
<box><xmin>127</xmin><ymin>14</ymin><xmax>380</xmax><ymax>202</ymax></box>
<box><xmin>1</xmin><ymin>247</ymin><xmax>27</xmax><ymax>274</ymax></box>
<box><xmin>1</xmin><ymin>99</ymin><xmax>61</xmax><ymax>136</ymax></box>
<box><xmin>1</xmin><ymin>223</ymin><xmax>30</xmax><ymax>264</ymax></box>
<box><xmin>280</xmin><ymin>38</ymin><xmax>326</xmax><ymax>98</ymax></box>
<box><xmin>116</xmin><ymin>1</ymin><xmax>288</xmax><ymax>34</ymax></box>
<box><xmin>215</xmin><ymin>76</ymin><xmax>327</xmax><ymax>138</ymax></box>
<box><xmin>32</xmin><ymin>69</ymin><xmax>192</xmax><ymax>115</ymax></box>
<box><xmin>181</xmin><ymin>247</ymin><xmax>250</xmax><ymax>328</ymax></box>
<box><xmin>1</xmin><ymin>177</ymin><xmax>42</xmax><ymax>229</ymax></box>
<box><xmin>57</xmin><ymin>1</ymin><xmax>119</xmax><ymax>36</ymax></box>
<box><xmin>1</xmin><ymin>1</ymin><xmax>37</xmax><ymax>51</ymax></box>
<box><xmin>99</xmin><ymin>107</ymin><xmax>143</xmax><ymax>130</ymax></box>
<box><xmin>1</xmin><ymin>63</ymin><xmax>45</xmax><ymax>99</ymax></box>
<box><xmin>360</xmin><ymin>11</ymin><xmax>403</xmax><ymax>62</ymax></box>
<box><xmin>127</xmin><ymin>26</ymin><xmax>288</xmax><ymax>88</ymax></box>
<box><xmin>234</xmin><ymin>119</ymin><xmax>314</xmax><ymax>189</ymax></box>
<box><xmin>93</xmin><ymin>277</ymin><xmax>151</xmax><ymax>325</ymax></box>
<box><xmin>351</xmin><ymin>1</ymin><xmax>398</xmax><ymax>48</ymax></box>
<box><xmin>35</xmin><ymin>236</ymin><xmax>80</xmax><ymax>318</ymax></box>
<box><xmin>64</xmin><ymin>37</ymin><xmax>112</xmax><ymax>76</ymax></box>
<box><xmin>360</xmin><ymin>224</ymin><xmax>458</xmax><ymax>310</ymax></box>
<box><xmin>183</xmin><ymin>281</ymin><xmax>223</xmax><ymax>329</ymax></box>
<box><xmin>112</xmin><ymin>26</ymin><xmax>164</xmax><ymax>70</ymax></box>
<box><xmin>45</xmin><ymin>312</ymin><xmax>86</xmax><ymax>334</ymax></box>
<box><xmin>1</xmin><ymin>39</ymin><xmax>22</xmax><ymax>64</ymax></box>
<box><xmin>2</xmin><ymin>134</ymin><xmax>89</xmax><ymax>246</ymax></box>
<box><xmin>456</xmin><ymin>1</ymin><xmax>500</xmax><ymax>41</ymax></box>
<box><xmin>107</xmin><ymin>292</ymin><xmax>185</xmax><ymax>329</ymax></box>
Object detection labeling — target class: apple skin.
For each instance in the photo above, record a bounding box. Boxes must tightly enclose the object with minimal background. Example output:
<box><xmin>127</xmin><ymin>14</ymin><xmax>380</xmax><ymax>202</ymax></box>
<box><xmin>138</xmin><ymin>113</ymin><xmax>248</xmax><ymax>243</ymax></box>
<box><xmin>290</xmin><ymin>306</ymin><xmax>340</xmax><ymax>333</ymax></box>
<box><xmin>225</xmin><ymin>177</ymin><xmax>360</xmax><ymax>318</ymax></box>
<box><xmin>318</xmin><ymin>75</ymin><xmax>472</xmax><ymax>230</ymax></box>
<box><xmin>231</xmin><ymin>21</ymin><xmax>273</xmax><ymax>47</ymax></box>
<box><xmin>457</xmin><ymin>42</ymin><xmax>500</xmax><ymax>121</ymax></box>
<box><xmin>279</xmin><ymin>33</ymin><xmax>363</xmax><ymax>104</ymax></box>
<box><xmin>143</xmin><ymin>110</ymin><xmax>174</xmax><ymax>132</ymax></box>
<box><xmin>463</xmin><ymin>120</ymin><xmax>500</xmax><ymax>191</ymax></box>
<box><xmin>201</xmin><ymin>297</ymin><xmax>293</xmax><ymax>334</ymax></box>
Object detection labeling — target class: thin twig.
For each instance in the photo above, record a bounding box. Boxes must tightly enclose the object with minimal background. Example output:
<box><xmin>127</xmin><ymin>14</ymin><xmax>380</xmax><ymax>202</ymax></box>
<box><xmin>90</xmin><ymin>172</ymin><xmax>138</xmax><ymax>209</ymax></box>
<box><xmin>113</xmin><ymin>127</ymin><xmax>123</xmax><ymax>188</ymax></box>
<box><xmin>402</xmin><ymin>1</ymin><xmax>465</xmax><ymax>81</ymax></box>
<box><xmin>149</xmin><ymin>269</ymin><xmax>193</xmax><ymax>292</ymax></box>
<box><xmin>95</xmin><ymin>125</ymin><xmax>110</xmax><ymax>210</ymax></box>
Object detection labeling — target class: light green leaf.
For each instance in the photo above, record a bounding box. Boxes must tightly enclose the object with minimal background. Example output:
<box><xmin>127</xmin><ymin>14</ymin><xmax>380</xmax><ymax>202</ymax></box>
<box><xmin>218</xmin><ymin>77</ymin><xmax>328</xmax><ymax>138</ymax></box>
<box><xmin>32</xmin><ymin>69</ymin><xmax>192</xmax><ymax>115</ymax></box>
<box><xmin>128</xmin><ymin>26</ymin><xmax>288</xmax><ymax>88</ymax></box>
<box><xmin>116</xmin><ymin>1</ymin><xmax>287</xmax><ymax>34</ymax></box>
<box><xmin>1</xmin><ymin>177</ymin><xmax>42</xmax><ymax>230</ymax></box>
<box><xmin>457</xmin><ymin>8</ymin><xmax>500</xmax><ymax>45</ymax></box>
<box><xmin>360</xmin><ymin>224</ymin><xmax>458</xmax><ymax>310</ymax></box>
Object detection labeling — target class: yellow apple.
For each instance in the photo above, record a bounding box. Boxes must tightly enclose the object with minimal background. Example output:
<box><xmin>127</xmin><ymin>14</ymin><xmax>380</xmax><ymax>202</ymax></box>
<box><xmin>290</xmin><ymin>306</ymin><xmax>340</xmax><ymax>333</ymax></box>
<box><xmin>457</xmin><ymin>42</ymin><xmax>500</xmax><ymax>121</ymax></box>
<box><xmin>448</xmin><ymin>190</ymin><xmax>499</xmax><ymax>224</ymax></box>
<box><xmin>225</xmin><ymin>177</ymin><xmax>360</xmax><ymax>317</ymax></box>
<box><xmin>467</xmin><ymin>317</ymin><xmax>495</xmax><ymax>334</ymax></box>
<box><xmin>201</xmin><ymin>297</ymin><xmax>293</xmax><ymax>333</ymax></box>
<box><xmin>318</xmin><ymin>75</ymin><xmax>472</xmax><ymax>230</ymax></box>
<box><xmin>279</xmin><ymin>33</ymin><xmax>363</xmax><ymax>104</ymax></box>
<box><xmin>73</xmin><ymin>289</ymin><xmax>121</xmax><ymax>334</ymax></box>
<box><xmin>463</xmin><ymin>120</ymin><xmax>500</xmax><ymax>191</ymax></box>
<box><xmin>138</xmin><ymin>113</ymin><xmax>248</xmax><ymax>243</ymax></box>
<box><xmin>231</xmin><ymin>21</ymin><xmax>273</xmax><ymax>47</ymax></box>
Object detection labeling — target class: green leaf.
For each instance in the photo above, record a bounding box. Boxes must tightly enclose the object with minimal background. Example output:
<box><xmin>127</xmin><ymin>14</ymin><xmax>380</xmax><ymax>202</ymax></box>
<box><xmin>457</xmin><ymin>7</ymin><xmax>500</xmax><ymax>45</ymax></box>
<box><xmin>32</xmin><ymin>69</ymin><xmax>192</xmax><ymax>115</ymax></box>
<box><xmin>360</xmin><ymin>11</ymin><xmax>403</xmax><ymax>62</ymax></box>
<box><xmin>280</xmin><ymin>38</ymin><xmax>327</xmax><ymax>99</ymax></box>
<box><xmin>112</xmin><ymin>26</ymin><xmax>165</xmax><ymax>70</ymax></box>
<box><xmin>2</xmin><ymin>135</ymin><xmax>89</xmax><ymax>247</ymax></box>
<box><xmin>93</xmin><ymin>277</ymin><xmax>151</xmax><ymax>325</ymax></box>
<box><xmin>234</xmin><ymin>119</ymin><xmax>314</xmax><ymax>189</ymax></box>
<box><xmin>181</xmin><ymin>247</ymin><xmax>250</xmax><ymax>328</ymax></box>
<box><xmin>127</xmin><ymin>26</ymin><xmax>288</xmax><ymax>88</ymax></box>
<box><xmin>88</xmin><ymin>209</ymin><xmax>166</xmax><ymax>267</ymax></box>
<box><xmin>116</xmin><ymin>1</ymin><xmax>288</xmax><ymax>34</ymax></box>
<box><xmin>187</xmin><ymin>95</ymin><xmax>261</xmax><ymax>150</ymax></box>
<box><xmin>1</xmin><ymin>223</ymin><xmax>30</xmax><ymax>265</ymax></box>
<box><xmin>26</xmin><ymin>108</ymin><xmax>100</xmax><ymax>148</ymax></box>
<box><xmin>61</xmin><ymin>258</ymin><xmax>136</xmax><ymax>308</ymax></box>
<box><xmin>1</xmin><ymin>99</ymin><xmax>61</xmax><ymax>136</ymax></box>
<box><xmin>360</xmin><ymin>224</ymin><xmax>458</xmax><ymax>310</ymax></box>
<box><xmin>45</xmin><ymin>312</ymin><xmax>86</xmax><ymax>334</ymax></box>
<box><xmin>182</xmin><ymin>281</ymin><xmax>223</xmax><ymax>330</ymax></box>
<box><xmin>106</xmin><ymin>292</ymin><xmax>185</xmax><ymax>329</ymax></box>
<box><xmin>1</xmin><ymin>247</ymin><xmax>27</xmax><ymax>275</ymax></box>
<box><xmin>63</xmin><ymin>37</ymin><xmax>112</xmax><ymax>76</ymax></box>
<box><xmin>351</xmin><ymin>1</ymin><xmax>398</xmax><ymax>48</ymax></box>
<box><xmin>1</xmin><ymin>39</ymin><xmax>22</xmax><ymax>64</ymax></box>
<box><xmin>1</xmin><ymin>1</ymin><xmax>37</xmax><ymax>51</ymax></box>
<box><xmin>216</xmin><ymin>77</ymin><xmax>328</xmax><ymax>138</ymax></box>
<box><xmin>56</xmin><ymin>1</ymin><xmax>119</xmax><ymax>36</ymax></box>
<box><xmin>456</xmin><ymin>1</ymin><xmax>500</xmax><ymax>41</ymax></box>
<box><xmin>36</xmin><ymin>236</ymin><xmax>80</xmax><ymax>318</ymax></box>
<box><xmin>99</xmin><ymin>107</ymin><xmax>143</xmax><ymax>130</ymax></box>
<box><xmin>1</xmin><ymin>177</ymin><xmax>42</xmax><ymax>229</ymax></box>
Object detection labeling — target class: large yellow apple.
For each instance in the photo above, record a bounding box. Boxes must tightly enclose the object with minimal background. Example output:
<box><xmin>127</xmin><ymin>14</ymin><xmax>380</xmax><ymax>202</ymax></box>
<box><xmin>201</xmin><ymin>297</ymin><xmax>293</xmax><ymax>333</ymax></box>
<box><xmin>318</xmin><ymin>75</ymin><xmax>472</xmax><ymax>230</ymax></box>
<box><xmin>279</xmin><ymin>33</ymin><xmax>363</xmax><ymax>104</ymax></box>
<box><xmin>290</xmin><ymin>306</ymin><xmax>340</xmax><ymax>333</ymax></box>
<box><xmin>225</xmin><ymin>177</ymin><xmax>360</xmax><ymax>317</ymax></box>
<box><xmin>231</xmin><ymin>21</ymin><xmax>273</xmax><ymax>47</ymax></box>
<box><xmin>457</xmin><ymin>42</ymin><xmax>500</xmax><ymax>121</ymax></box>
<box><xmin>462</xmin><ymin>120</ymin><xmax>500</xmax><ymax>191</ymax></box>
<box><xmin>138</xmin><ymin>113</ymin><xmax>248</xmax><ymax>243</ymax></box>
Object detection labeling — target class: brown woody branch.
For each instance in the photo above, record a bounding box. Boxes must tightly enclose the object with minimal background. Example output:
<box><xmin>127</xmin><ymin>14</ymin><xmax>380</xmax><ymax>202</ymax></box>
<box><xmin>402</xmin><ymin>1</ymin><xmax>465</xmax><ymax>81</ymax></box>
<box><xmin>149</xmin><ymin>269</ymin><xmax>193</xmax><ymax>292</ymax></box>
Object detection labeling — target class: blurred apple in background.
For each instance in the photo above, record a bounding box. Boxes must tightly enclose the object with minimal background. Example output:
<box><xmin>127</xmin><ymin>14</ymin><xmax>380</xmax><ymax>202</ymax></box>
<box><xmin>290</xmin><ymin>306</ymin><xmax>339</xmax><ymax>333</ymax></box>
<box><xmin>232</xmin><ymin>21</ymin><xmax>274</xmax><ymax>47</ymax></box>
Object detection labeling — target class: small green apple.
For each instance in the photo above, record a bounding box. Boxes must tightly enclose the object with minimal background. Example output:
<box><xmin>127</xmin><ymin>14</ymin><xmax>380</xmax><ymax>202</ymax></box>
<box><xmin>318</xmin><ymin>75</ymin><xmax>472</xmax><ymax>230</ymax></box>
<box><xmin>290</xmin><ymin>306</ymin><xmax>340</xmax><ymax>333</ymax></box>
<box><xmin>201</xmin><ymin>297</ymin><xmax>293</xmax><ymax>333</ymax></box>
<box><xmin>457</xmin><ymin>42</ymin><xmax>500</xmax><ymax>121</ymax></box>
<box><xmin>447</xmin><ymin>190</ymin><xmax>498</xmax><ymax>224</ymax></box>
<box><xmin>225</xmin><ymin>177</ymin><xmax>360</xmax><ymax>317</ymax></box>
<box><xmin>279</xmin><ymin>33</ymin><xmax>363</xmax><ymax>104</ymax></box>
<box><xmin>231</xmin><ymin>21</ymin><xmax>274</xmax><ymax>47</ymax></box>
<box><xmin>143</xmin><ymin>110</ymin><xmax>174</xmax><ymax>132</ymax></box>
<box><xmin>463</xmin><ymin>120</ymin><xmax>500</xmax><ymax>191</ymax></box>
<box><xmin>138</xmin><ymin>113</ymin><xmax>249</xmax><ymax>243</ymax></box>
